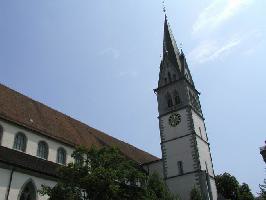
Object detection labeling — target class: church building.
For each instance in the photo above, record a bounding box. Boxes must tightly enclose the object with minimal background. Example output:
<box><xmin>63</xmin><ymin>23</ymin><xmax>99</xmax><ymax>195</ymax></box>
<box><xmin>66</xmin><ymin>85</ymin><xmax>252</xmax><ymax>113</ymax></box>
<box><xmin>0</xmin><ymin>17</ymin><xmax>217</xmax><ymax>200</ymax></box>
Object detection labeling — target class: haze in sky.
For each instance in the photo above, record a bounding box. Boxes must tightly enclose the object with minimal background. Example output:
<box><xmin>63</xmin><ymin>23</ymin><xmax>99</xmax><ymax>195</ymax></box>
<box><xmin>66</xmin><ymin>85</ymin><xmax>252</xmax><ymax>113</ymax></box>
<box><xmin>0</xmin><ymin>0</ymin><xmax>265</xmax><ymax>195</ymax></box>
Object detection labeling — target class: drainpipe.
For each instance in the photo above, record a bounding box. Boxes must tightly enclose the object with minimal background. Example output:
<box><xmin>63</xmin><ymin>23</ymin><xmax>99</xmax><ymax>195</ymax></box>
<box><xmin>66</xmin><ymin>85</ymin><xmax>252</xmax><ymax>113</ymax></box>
<box><xmin>5</xmin><ymin>168</ymin><xmax>14</xmax><ymax>200</ymax></box>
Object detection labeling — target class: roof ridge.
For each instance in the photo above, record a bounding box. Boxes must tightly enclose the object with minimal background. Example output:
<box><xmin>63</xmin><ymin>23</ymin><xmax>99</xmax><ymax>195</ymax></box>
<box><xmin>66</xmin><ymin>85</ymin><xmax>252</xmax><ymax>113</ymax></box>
<box><xmin>0</xmin><ymin>83</ymin><xmax>159</xmax><ymax>163</ymax></box>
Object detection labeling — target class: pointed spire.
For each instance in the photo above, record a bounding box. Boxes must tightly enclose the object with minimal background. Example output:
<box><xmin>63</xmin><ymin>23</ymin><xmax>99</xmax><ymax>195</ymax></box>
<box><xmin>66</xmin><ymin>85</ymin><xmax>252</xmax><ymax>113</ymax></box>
<box><xmin>162</xmin><ymin>17</ymin><xmax>195</xmax><ymax>87</ymax></box>
<box><xmin>163</xmin><ymin>16</ymin><xmax>181</xmax><ymax>72</ymax></box>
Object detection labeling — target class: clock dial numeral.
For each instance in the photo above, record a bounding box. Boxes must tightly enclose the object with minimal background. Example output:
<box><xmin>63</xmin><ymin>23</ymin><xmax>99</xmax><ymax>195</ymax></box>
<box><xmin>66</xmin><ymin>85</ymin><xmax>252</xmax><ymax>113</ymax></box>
<box><xmin>168</xmin><ymin>113</ymin><xmax>181</xmax><ymax>127</ymax></box>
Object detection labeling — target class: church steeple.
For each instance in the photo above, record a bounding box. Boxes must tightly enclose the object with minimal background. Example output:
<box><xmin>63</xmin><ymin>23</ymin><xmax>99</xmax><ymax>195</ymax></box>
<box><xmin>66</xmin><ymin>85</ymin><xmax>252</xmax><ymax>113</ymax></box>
<box><xmin>154</xmin><ymin>16</ymin><xmax>218</xmax><ymax>200</ymax></box>
<box><xmin>159</xmin><ymin>17</ymin><xmax>195</xmax><ymax>88</ymax></box>
<box><xmin>163</xmin><ymin>16</ymin><xmax>181</xmax><ymax>72</ymax></box>
<box><xmin>156</xmin><ymin>17</ymin><xmax>201</xmax><ymax>116</ymax></box>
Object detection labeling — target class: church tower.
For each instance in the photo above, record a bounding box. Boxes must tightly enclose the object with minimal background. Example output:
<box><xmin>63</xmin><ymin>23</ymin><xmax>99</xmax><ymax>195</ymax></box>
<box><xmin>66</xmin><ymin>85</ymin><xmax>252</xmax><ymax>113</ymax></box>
<box><xmin>154</xmin><ymin>17</ymin><xmax>218</xmax><ymax>200</ymax></box>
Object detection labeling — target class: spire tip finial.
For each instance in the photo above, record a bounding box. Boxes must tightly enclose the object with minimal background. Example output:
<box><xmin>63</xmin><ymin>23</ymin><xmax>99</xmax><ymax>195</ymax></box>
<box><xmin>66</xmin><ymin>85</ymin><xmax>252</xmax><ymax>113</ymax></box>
<box><xmin>162</xmin><ymin>0</ymin><xmax>167</xmax><ymax>16</ymax></box>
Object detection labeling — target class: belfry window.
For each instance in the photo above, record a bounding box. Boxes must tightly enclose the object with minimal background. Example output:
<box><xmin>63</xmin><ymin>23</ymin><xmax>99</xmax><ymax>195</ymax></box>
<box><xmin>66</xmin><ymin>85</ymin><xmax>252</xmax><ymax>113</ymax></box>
<box><xmin>168</xmin><ymin>72</ymin><xmax>172</xmax><ymax>82</ymax></box>
<box><xmin>175</xmin><ymin>96</ymin><xmax>181</xmax><ymax>105</ymax></box>
<box><xmin>173</xmin><ymin>74</ymin><xmax>176</xmax><ymax>81</ymax></box>
<box><xmin>13</xmin><ymin>132</ymin><xmax>27</xmax><ymax>152</ymax></box>
<box><xmin>173</xmin><ymin>90</ymin><xmax>181</xmax><ymax>105</ymax></box>
<box><xmin>166</xmin><ymin>93</ymin><xmax>173</xmax><ymax>107</ymax></box>
<box><xmin>57</xmin><ymin>147</ymin><xmax>66</xmax><ymax>165</ymax></box>
<box><xmin>0</xmin><ymin>125</ymin><xmax>3</xmax><ymax>145</ymax></box>
<box><xmin>37</xmin><ymin>141</ymin><xmax>48</xmax><ymax>160</ymax></box>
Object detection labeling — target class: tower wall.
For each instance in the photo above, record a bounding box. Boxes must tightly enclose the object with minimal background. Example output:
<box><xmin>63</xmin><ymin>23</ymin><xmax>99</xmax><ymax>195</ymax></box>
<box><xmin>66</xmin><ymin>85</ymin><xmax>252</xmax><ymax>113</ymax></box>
<box><xmin>155</xmin><ymin>16</ymin><xmax>217</xmax><ymax>200</ymax></box>
<box><xmin>166</xmin><ymin>173</ymin><xmax>198</xmax><ymax>200</ymax></box>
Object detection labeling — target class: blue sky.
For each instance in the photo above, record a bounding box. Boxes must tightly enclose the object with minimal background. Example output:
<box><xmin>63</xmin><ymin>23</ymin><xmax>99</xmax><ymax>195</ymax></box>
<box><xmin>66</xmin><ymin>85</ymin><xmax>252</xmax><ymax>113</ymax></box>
<box><xmin>0</xmin><ymin>0</ymin><xmax>265</xmax><ymax>195</ymax></box>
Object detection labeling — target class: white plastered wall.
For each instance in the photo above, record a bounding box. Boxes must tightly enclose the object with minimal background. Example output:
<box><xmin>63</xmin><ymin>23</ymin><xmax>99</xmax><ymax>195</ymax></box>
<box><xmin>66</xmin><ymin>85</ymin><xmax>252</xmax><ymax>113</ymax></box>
<box><xmin>0</xmin><ymin>168</ymin><xmax>11</xmax><ymax>200</ymax></box>
<box><xmin>191</xmin><ymin>110</ymin><xmax>207</xmax><ymax>141</ymax></box>
<box><xmin>143</xmin><ymin>160</ymin><xmax>164</xmax><ymax>178</ymax></box>
<box><xmin>197</xmin><ymin>138</ymin><xmax>214</xmax><ymax>177</ymax></box>
<box><xmin>166</xmin><ymin>173</ymin><xmax>198</xmax><ymax>200</ymax></box>
<box><xmin>5</xmin><ymin>170</ymin><xmax>56</xmax><ymax>200</ymax></box>
<box><xmin>163</xmin><ymin>135</ymin><xmax>195</xmax><ymax>177</ymax></box>
<box><xmin>160</xmin><ymin>108</ymin><xmax>190</xmax><ymax>141</ymax></box>
<box><xmin>0</xmin><ymin>119</ymin><xmax>74</xmax><ymax>164</ymax></box>
<box><xmin>210</xmin><ymin>178</ymin><xmax>218</xmax><ymax>200</ymax></box>
<box><xmin>191</xmin><ymin>110</ymin><xmax>217</xmax><ymax>199</ymax></box>
<box><xmin>191</xmin><ymin>110</ymin><xmax>215</xmax><ymax>176</ymax></box>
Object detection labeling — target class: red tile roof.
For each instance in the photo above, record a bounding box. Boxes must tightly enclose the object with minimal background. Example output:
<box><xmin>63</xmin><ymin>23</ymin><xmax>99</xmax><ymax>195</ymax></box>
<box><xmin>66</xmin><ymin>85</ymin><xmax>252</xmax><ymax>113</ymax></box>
<box><xmin>0</xmin><ymin>84</ymin><xmax>159</xmax><ymax>164</ymax></box>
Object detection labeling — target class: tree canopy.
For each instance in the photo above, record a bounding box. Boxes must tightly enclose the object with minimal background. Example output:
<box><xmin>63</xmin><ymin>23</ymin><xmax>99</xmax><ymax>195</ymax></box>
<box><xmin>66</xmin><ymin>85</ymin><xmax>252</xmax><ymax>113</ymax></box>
<box><xmin>258</xmin><ymin>176</ymin><xmax>266</xmax><ymax>200</ymax></box>
<box><xmin>215</xmin><ymin>172</ymin><xmax>239</xmax><ymax>200</ymax></box>
<box><xmin>190</xmin><ymin>187</ymin><xmax>203</xmax><ymax>200</ymax></box>
<box><xmin>215</xmin><ymin>172</ymin><xmax>254</xmax><ymax>200</ymax></box>
<box><xmin>39</xmin><ymin>146</ymin><xmax>178</xmax><ymax>200</ymax></box>
<box><xmin>238</xmin><ymin>183</ymin><xmax>254</xmax><ymax>200</ymax></box>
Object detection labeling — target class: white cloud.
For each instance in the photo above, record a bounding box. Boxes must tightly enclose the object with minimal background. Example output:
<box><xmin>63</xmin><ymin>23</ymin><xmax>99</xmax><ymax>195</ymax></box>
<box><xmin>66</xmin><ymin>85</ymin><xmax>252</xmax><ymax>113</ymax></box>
<box><xmin>99</xmin><ymin>47</ymin><xmax>120</xmax><ymax>59</ymax></box>
<box><xmin>192</xmin><ymin>0</ymin><xmax>254</xmax><ymax>35</ymax></box>
<box><xmin>188</xmin><ymin>32</ymin><xmax>254</xmax><ymax>64</ymax></box>
<box><xmin>189</xmin><ymin>29</ymin><xmax>262</xmax><ymax>64</ymax></box>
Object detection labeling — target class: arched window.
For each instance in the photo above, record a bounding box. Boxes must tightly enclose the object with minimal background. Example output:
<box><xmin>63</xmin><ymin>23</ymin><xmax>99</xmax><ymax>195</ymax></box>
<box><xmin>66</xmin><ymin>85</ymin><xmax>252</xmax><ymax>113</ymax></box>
<box><xmin>166</xmin><ymin>93</ymin><xmax>173</xmax><ymax>108</ymax></box>
<box><xmin>19</xmin><ymin>179</ymin><xmax>37</xmax><ymax>200</ymax></box>
<box><xmin>13</xmin><ymin>132</ymin><xmax>27</xmax><ymax>152</ymax></box>
<box><xmin>168</xmin><ymin>72</ymin><xmax>172</xmax><ymax>82</ymax></box>
<box><xmin>57</xmin><ymin>147</ymin><xmax>66</xmax><ymax>165</ymax></box>
<box><xmin>173</xmin><ymin>74</ymin><xmax>177</xmax><ymax>81</ymax></box>
<box><xmin>0</xmin><ymin>125</ymin><xmax>3</xmax><ymax>145</ymax></box>
<box><xmin>37</xmin><ymin>141</ymin><xmax>48</xmax><ymax>160</ymax></box>
<box><xmin>174</xmin><ymin>91</ymin><xmax>181</xmax><ymax>105</ymax></box>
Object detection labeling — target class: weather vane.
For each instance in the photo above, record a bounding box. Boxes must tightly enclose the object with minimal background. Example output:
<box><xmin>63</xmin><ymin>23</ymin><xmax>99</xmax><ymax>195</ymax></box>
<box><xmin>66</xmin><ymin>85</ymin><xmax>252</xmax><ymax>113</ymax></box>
<box><xmin>162</xmin><ymin>0</ymin><xmax>166</xmax><ymax>14</ymax></box>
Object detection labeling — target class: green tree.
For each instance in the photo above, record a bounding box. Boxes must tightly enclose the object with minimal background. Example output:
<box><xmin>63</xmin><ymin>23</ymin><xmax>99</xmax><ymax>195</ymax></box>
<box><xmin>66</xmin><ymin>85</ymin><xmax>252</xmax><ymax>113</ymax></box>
<box><xmin>238</xmin><ymin>183</ymin><xmax>254</xmax><ymax>200</ymax></box>
<box><xmin>190</xmin><ymin>186</ymin><xmax>203</xmax><ymax>200</ymax></box>
<box><xmin>146</xmin><ymin>172</ymin><xmax>178</xmax><ymax>200</ymax></box>
<box><xmin>258</xmin><ymin>178</ymin><xmax>266</xmax><ymax>200</ymax></box>
<box><xmin>215</xmin><ymin>172</ymin><xmax>239</xmax><ymax>200</ymax></box>
<box><xmin>39</xmin><ymin>146</ymin><xmax>177</xmax><ymax>200</ymax></box>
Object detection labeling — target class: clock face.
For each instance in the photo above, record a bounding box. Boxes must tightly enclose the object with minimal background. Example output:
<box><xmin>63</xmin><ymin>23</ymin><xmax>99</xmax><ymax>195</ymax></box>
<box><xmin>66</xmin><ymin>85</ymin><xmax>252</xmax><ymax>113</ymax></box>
<box><xmin>168</xmin><ymin>113</ymin><xmax>181</xmax><ymax>127</ymax></box>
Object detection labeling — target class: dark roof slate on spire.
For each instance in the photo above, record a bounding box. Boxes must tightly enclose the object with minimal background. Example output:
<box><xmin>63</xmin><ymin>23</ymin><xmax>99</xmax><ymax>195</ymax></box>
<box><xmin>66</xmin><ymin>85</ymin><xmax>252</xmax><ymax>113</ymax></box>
<box><xmin>162</xmin><ymin>16</ymin><xmax>195</xmax><ymax>87</ymax></box>
<box><xmin>0</xmin><ymin>83</ymin><xmax>159</xmax><ymax>164</ymax></box>
<box><xmin>163</xmin><ymin>16</ymin><xmax>182</xmax><ymax>72</ymax></box>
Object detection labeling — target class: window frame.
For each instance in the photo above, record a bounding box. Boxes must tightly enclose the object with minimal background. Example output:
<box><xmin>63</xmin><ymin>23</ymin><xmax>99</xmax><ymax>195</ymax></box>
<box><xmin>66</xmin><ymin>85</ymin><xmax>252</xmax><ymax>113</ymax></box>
<box><xmin>18</xmin><ymin>179</ymin><xmax>37</xmax><ymax>200</ymax></box>
<box><xmin>0</xmin><ymin>125</ymin><xmax>3</xmax><ymax>145</ymax></box>
<box><xmin>57</xmin><ymin>147</ymin><xmax>67</xmax><ymax>165</ymax></box>
<box><xmin>166</xmin><ymin>93</ymin><xmax>173</xmax><ymax>108</ymax></box>
<box><xmin>174</xmin><ymin>93</ymin><xmax>181</xmax><ymax>105</ymax></box>
<box><xmin>177</xmin><ymin>161</ymin><xmax>184</xmax><ymax>175</ymax></box>
<box><xmin>13</xmin><ymin>132</ymin><xmax>27</xmax><ymax>152</ymax></box>
<box><xmin>37</xmin><ymin>141</ymin><xmax>49</xmax><ymax>160</ymax></box>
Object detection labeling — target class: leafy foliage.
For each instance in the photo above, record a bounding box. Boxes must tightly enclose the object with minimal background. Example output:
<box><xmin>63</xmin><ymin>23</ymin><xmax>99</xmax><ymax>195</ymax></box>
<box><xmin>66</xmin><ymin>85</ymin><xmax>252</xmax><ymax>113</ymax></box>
<box><xmin>215</xmin><ymin>172</ymin><xmax>240</xmax><ymax>200</ymax></box>
<box><xmin>146</xmin><ymin>173</ymin><xmax>178</xmax><ymax>200</ymax></box>
<box><xmin>190</xmin><ymin>186</ymin><xmax>203</xmax><ymax>200</ymax></box>
<box><xmin>39</xmin><ymin>146</ymin><xmax>177</xmax><ymax>200</ymax></box>
<box><xmin>238</xmin><ymin>183</ymin><xmax>254</xmax><ymax>200</ymax></box>
<box><xmin>215</xmin><ymin>172</ymin><xmax>255</xmax><ymax>200</ymax></box>
<box><xmin>258</xmin><ymin>178</ymin><xmax>266</xmax><ymax>200</ymax></box>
